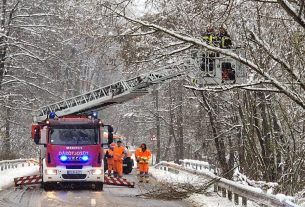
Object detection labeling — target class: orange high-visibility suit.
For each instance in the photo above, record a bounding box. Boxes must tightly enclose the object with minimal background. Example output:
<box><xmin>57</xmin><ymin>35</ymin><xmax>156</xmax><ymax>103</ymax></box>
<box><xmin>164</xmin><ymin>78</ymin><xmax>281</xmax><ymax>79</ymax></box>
<box><xmin>113</xmin><ymin>145</ymin><xmax>125</xmax><ymax>177</ymax></box>
<box><xmin>134</xmin><ymin>147</ymin><xmax>142</xmax><ymax>170</ymax></box>
<box><xmin>137</xmin><ymin>149</ymin><xmax>151</xmax><ymax>176</ymax></box>
<box><xmin>106</xmin><ymin>148</ymin><xmax>114</xmax><ymax>175</ymax></box>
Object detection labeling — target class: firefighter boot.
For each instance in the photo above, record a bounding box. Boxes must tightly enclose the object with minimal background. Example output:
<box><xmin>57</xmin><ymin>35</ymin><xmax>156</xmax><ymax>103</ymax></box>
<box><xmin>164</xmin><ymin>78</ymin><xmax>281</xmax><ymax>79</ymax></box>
<box><xmin>145</xmin><ymin>176</ymin><xmax>149</xmax><ymax>183</ymax></box>
<box><xmin>136</xmin><ymin>167</ymin><xmax>140</xmax><ymax>175</ymax></box>
<box><xmin>139</xmin><ymin>176</ymin><xmax>144</xmax><ymax>183</ymax></box>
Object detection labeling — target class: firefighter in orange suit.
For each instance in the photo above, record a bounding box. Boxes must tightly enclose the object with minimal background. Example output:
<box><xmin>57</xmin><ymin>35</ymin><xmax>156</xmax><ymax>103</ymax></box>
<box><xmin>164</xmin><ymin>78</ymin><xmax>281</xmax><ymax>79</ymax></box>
<box><xmin>137</xmin><ymin>143</ymin><xmax>151</xmax><ymax>183</ymax></box>
<box><xmin>134</xmin><ymin>146</ymin><xmax>142</xmax><ymax>175</ymax></box>
<box><xmin>113</xmin><ymin>140</ymin><xmax>126</xmax><ymax>178</ymax></box>
<box><xmin>105</xmin><ymin>143</ymin><xmax>116</xmax><ymax>176</ymax></box>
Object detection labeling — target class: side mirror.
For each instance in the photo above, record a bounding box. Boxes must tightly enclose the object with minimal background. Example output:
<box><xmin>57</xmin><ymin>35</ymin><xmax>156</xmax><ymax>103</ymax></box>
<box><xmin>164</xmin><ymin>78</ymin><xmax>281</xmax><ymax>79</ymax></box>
<box><xmin>101</xmin><ymin>143</ymin><xmax>109</xmax><ymax>149</ymax></box>
<box><xmin>40</xmin><ymin>127</ymin><xmax>47</xmax><ymax>145</ymax></box>
<box><xmin>33</xmin><ymin>128</ymin><xmax>40</xmax><ymax>145</ymax></box>
<box><xmin>107</xmin><ymin>125</ymin><xmax>113</xmax><ymax>145</ymax></box>
<box><xmin>102</xmin><ymin>124</ymin><xmax>114</xmax><ymax>145</ymax></box>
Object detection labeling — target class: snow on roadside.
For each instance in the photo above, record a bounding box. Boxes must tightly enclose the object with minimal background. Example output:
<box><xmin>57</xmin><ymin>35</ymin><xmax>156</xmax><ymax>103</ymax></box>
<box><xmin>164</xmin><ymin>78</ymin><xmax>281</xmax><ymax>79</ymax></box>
<box><xmin>150</xmin><ymin>167</ymin><xmax>205</xmax><ymax>185</ymax></box>
<box><xmin>186</xmin><ymin>193</ymin><xmax>259</xmax><ymax>207</ymax></box>
<box><xmin>150</xmin><ymin>167</ymin><xmax>260</xmax><ymax>207</ymax></box>
<box><xmin>0</xmin><ymin>165</ymin><xmax>39</xmax><ymax>190</ymax></box>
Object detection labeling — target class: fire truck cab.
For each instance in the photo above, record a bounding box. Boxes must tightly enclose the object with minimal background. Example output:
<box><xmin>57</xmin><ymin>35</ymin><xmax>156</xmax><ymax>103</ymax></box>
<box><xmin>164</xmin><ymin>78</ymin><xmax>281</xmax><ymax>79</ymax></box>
<box><xmin>31</xmin><ymin>112</ymin><xmax>112</xmax><ymax>190</ymax></box>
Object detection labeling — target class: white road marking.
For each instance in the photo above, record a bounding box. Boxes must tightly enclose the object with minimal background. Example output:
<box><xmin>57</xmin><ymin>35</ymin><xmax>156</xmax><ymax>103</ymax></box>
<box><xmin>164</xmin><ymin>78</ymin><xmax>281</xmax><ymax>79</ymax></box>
<box><xmin>91</xmin><ymin>198</ymin><xmax>96</xmax><ymax>206</ymax></box>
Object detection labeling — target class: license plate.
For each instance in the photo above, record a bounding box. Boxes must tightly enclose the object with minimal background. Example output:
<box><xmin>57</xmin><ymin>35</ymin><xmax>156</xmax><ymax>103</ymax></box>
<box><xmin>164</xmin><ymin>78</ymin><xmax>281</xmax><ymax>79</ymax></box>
<box><xmin>123</xmin><ymin>164</ymin><xmax>127</xmax><ymax>166</ymax></box>
<box><xmin>67</xmin><ymin>170</ymin><xmax>82</xmax><ymax>174</ymax></box>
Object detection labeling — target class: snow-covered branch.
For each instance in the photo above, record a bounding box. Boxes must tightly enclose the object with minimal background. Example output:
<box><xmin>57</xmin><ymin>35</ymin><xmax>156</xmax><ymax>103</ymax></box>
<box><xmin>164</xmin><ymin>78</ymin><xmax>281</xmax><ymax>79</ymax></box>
<box><xmin>3</xmin><ymin>75</ymin><xmax>59</xmax><ymax>97</ymax></box>
<box><xmin>185</xmin><ymin>80</ymin><xmax>284</xmax><ymax>93</ymax></box>
<box><xmin>156</xmin><ymin>44</ymin><xmax>193</xmax><ymax>59</ymax></box>
<box><xmin>120</xmin><ymin>30</ymin><xmax>157</xmax><ymax>36</ymax></box>
<box><xmin>249</xmin><ymin>30</ymin><xmax>305</xmax><ymax>91</ymax></box>
<box><xmin>278</xmin><ymin>0</ymin><xmax>305</xmax><ymax>28</ymax></box>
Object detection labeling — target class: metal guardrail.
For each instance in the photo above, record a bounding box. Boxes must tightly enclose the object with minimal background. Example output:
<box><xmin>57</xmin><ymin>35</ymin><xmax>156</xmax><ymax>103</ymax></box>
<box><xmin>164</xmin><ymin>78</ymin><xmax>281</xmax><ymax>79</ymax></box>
<box><xmin>155</xmin><ymin>161</ymin><xmax>299</xmax><ymax>207</ymax></box>
<box><xmin>0</xmin><ymin>159</ymin><xmax>38</xmax><ymax>172</ymax></box>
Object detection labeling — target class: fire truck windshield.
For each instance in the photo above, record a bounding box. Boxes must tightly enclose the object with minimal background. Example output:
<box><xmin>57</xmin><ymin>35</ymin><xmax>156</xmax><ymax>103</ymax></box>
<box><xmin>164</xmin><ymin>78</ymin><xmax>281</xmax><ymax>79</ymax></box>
<box><xmin>49</xmin><ymin>125</ymin><xmax>99</xmax><ymax>145</ymax></box>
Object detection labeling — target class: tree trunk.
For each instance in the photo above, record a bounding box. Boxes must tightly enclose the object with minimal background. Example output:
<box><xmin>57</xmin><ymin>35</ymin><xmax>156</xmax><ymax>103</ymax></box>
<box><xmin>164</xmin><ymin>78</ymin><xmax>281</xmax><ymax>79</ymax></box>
<box><xmin>164</xmin><ymin>82</ymin><xmax>175</xmax><ymax>161</ymax></box>
<box><xmin>0</xmin><ymin>0</ymin><xmax>8</xmax><ymax>89</ymax></box>
<box><xmin>200</xmin><ymin>91</ymin><xmax>230</xmax><ymax>178</ymax></box>
<box><xmin>3</xmin><ymin>100</ymin><xmax>11</xmax><ymax>158</ymax></box>
<box><xmin>176</xmin><ymin>80</ymin><xmax>184</xmax><ymax>162</ymax></box>
<box><xmin>154</xmin><ymin>86</ymin><xmax>161</xmax><ymax>163</ymax></box>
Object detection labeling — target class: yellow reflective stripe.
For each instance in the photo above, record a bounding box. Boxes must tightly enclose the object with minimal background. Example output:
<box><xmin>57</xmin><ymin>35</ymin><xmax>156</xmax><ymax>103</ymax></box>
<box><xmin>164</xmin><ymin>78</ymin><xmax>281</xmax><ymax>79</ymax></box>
<box><xmin>192</xmin><ymin>79</ymin><xmax>198</xmax><ymax>85</ymax></box>
<box><xmin>202</xmin><ymin>35</ymin><xmax>217</xmax><ymax>44</ymax></box>
<box><xmin>221</xmin><ymin>36</ymin><xmax>230</xmax><ymax>47</ymax></box>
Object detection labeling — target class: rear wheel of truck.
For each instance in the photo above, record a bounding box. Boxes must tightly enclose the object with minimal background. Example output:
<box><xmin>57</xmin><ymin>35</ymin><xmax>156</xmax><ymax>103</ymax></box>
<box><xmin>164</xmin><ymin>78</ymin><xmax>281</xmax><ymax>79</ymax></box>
<box><xmin>123</xmin><ymin>157</ymin><xmax>133</xmax><ymax>174</ymax></box>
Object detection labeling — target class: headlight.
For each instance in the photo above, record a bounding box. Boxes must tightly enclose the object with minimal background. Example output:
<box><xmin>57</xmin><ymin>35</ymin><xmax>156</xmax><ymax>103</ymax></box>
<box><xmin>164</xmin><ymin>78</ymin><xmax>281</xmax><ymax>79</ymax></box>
<box><xmin>59</xmin><ymin>155</ymin><xmax>68</xmax><ymax>162</ymax></box>
<box><xmin>81</xmin><ymin>155</ymin><xmax>89</xmax><ymax>161</ymax></box>
<box><xmin>46</xmin><ymin>169</ymin><xmax>57</xmax><ymax>175</ymax></box>
<box><xmin>92</xmin><ymin>169</ymin><xmax>103</xmax><ymax>175</ymax></box>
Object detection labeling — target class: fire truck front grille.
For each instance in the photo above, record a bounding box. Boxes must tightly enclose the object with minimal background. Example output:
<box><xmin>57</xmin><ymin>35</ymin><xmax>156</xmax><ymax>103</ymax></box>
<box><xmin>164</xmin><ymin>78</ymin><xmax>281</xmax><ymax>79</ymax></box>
<box><xmin>66</xmin><ymin>165</ymin><xmax>83</xmax><ymax>169</ymax></box>
<box><xmin>62</xmin><ymin>174</ymin><xmax>86</xmax><ymax>179</ymax></box>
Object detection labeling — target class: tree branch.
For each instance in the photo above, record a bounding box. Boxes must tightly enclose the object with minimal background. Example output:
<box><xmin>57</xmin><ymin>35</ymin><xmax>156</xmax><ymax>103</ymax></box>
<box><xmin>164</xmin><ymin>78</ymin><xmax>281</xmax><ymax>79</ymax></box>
<box><xmin>278</xmin><ymin>0</ymin><xmax>305</xmax><ymax>29</ymax></box>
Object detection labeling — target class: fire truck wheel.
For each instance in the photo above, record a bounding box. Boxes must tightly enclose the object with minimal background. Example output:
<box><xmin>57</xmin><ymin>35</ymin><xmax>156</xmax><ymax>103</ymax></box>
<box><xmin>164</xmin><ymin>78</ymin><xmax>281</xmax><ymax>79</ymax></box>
<box><xmin>43</xmin><ymin>183</ymin><xmax>53</xmax><ymax>191</ymax></box>
<box><xmin>93</xmin><ymin>182</ymin><xmax>103</xmax><ymax>191</ymax></box>
<box><xmin>123</xmin><ymin>157</ymin><xmax>133</xmax><ymax>174</ymax></box>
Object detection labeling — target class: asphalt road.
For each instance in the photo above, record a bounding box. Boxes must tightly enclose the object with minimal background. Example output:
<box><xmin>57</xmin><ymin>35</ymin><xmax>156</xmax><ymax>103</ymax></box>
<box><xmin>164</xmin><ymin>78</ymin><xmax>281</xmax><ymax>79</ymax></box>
<box><xmin>0</xmin><ymin>173</ymin><xmax>190</xmax><ymax>207</ymax></box>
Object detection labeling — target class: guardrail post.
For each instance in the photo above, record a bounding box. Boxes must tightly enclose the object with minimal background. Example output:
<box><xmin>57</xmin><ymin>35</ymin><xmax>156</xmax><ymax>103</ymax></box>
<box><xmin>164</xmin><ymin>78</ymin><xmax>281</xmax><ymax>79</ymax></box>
<box><xmin>222</xmin><ymin>188</ymin><xmax>226</xmax><ymax>197</ymax></box>
<box><xmin>228</xmin><ymin>190</ymin><xmax>232</xmax><ymax>201</ymax></box>
<box><xmin>234</xmin><ymin>193</ymin><xmax>239</xmax><ymax>205</ymax></box>
<box><xmin>214</xmin><ymin>183</ymin><xmax>218</xmax><ymax>192</ymax></box>
<box><xmin>218</xmin><ymin>186</ymin><xmax>222</xmax><ymax>193</ymax></box>
<box><xmin>242</xmin><ymin>197</ymin><xmax>247</xmax><ymax>207</ymax></box>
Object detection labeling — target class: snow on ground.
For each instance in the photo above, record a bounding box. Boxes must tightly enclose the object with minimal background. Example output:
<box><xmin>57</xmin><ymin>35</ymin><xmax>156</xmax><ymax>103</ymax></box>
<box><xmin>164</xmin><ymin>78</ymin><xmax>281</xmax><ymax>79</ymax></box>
<box><xmin>150</xmin><ymin>167</ymin><xmax>261</xmax><ymax>207</ymax></box>
<box><xmin>0</xmin><ymin>165</ymin><xmax>39</xmax><ymax>190</ymax></box>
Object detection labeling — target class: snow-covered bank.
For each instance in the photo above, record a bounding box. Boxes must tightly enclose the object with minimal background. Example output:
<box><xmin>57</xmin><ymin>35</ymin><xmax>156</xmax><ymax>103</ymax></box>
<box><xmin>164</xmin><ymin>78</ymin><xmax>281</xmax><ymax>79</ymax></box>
<box><xmin>0</xmin><ymin>165</ymin><xmax>39</xmax><ymax>190</ymax></box>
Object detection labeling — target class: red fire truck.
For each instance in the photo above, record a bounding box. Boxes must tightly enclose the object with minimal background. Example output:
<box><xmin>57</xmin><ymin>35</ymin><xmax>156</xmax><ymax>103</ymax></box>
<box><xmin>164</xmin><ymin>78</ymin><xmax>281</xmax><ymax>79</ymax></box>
<box><xmin>31</xmin><ymin>112</ymin><xmax>113</xmax><ymax>190</ymax></box>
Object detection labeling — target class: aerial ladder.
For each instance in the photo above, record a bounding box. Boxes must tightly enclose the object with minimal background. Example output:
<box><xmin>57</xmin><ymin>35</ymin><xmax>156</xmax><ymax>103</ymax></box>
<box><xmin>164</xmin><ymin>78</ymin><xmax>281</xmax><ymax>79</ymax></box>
<box><xmin>33</xmin><ymin>50</ymin><xmax>247</xmax><ymax>122</ymax></box>
<box><xmin>33</xmin><ymin>60</ymin><xmax>191</xmax><ymax>122</ymax></box>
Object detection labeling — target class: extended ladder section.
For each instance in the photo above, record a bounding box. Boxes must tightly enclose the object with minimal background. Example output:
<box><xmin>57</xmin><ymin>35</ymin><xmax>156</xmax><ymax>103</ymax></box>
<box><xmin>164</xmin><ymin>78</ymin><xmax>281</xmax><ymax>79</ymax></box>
<box><xmin>34</xmin><ymin>61</ymin><xmax>189</xmax><ymax>122</ymax></box>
